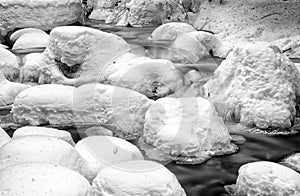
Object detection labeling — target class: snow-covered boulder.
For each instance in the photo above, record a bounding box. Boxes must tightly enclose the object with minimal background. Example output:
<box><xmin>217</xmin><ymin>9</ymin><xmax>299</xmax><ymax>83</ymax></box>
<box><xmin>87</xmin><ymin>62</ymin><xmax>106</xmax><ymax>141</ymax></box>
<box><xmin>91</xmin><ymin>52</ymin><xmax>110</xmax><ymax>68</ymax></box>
<box><xmin>92</xmin><ymin>160</ymin><xmax>186</xmax><ymax>196</ymax></box>
<box><xmin>139</xmin><ymin>97</ymin><xmax>237</xmax><ymax>164</ymax></box>
<box><xmin>75</xmin><ymin>136</ymin><xmax>143</xmax><ymax>180</ymax></box>
<box><xmin>0</xmin><ymin>47</ymin><xmax>20</xmax><ymax>81</ymax></box>
<box><xmin>149</xmin><ymin>31</ymin><xmax>229</xmax><ymax>63</ymax></box>
<box><xmin>203</xmin><ymin>43</ymin><xmax>300</xmax><ymax>130</ymax></box>
<box><xmin>0</xmin><ymin>71</ymin><xmax>30</xmax><ymax>106</ymax></box>
<box><xmin>282</xmin><ymin>153</ymin><xmax>300</xmax><ymax>172</ymax></box>
<box><xmin>87</xmin><ymin>0</ymin><xmax>130</xmax><ymax>21</ymax></box>
<box><xmin>171</xmin><ymin>31</ymin><xmax>228</xmax><ymax>60</ymax></box>
<box><xmin>149</xmin><ymin>22</ymin><xmax>196</xmax><ymax>40</ymax></box>
<box><xmin>0</xmin><ymin>136</ymin><xmax>94</xmax><ymax>181</ymax></box>
<box><xmin>0</xmin><ymin>0</ymin><xmax>83</xmax><ymax>36</ymax></box>
<box><xmin>20</xmin><ymin>53</ymin><xmax>43</xmax><ymax>83</ymax></box>
<box><xmin>89</xmin><ymin>0</ymin><xmax>191</xmax><ymax>27</ymax></box>
<box><xmin>73</xmin><ymin>83</ymin><xmax>153</xmax><ymax>140</ymax></box>
<box><xmin>0</xmin><ymin>163</ymin><xmax>92</xmax><ymax>196</ymax></box>
<box><xmin>225</xmin><ymin>161</ymin><xmax>300</xmax><ymax>196</ymax></box>
<box><xmin>11</xmin><ymin>83</ymin><xmax>153</xmax><ymax>140</ymax></box>
<box><xmin>105</xmin><ymin>57</ymin><xmax>185</xmax><ymax>99</ymax></box>
<box><xmin>13</xmin><ymin>126</ymin><xmax>75</xmax><ymax>146</ymax></box>
<box><xmin>99</xmin><ymin>50</ymin><xmax>146</xmax><ymax>80</ymax></box>
<box><xmin>12</xmin><ymin>84</ymin><xmax>75</xmax><ymax>126</ymax></box>
<box><xmin>184</xmin><ymin>70</ymin><xmax>207</xmax><ymax>84</ymax></box>
<box><xmin>10</xmin><ymin>28</ymin><xmax>49</xmax><ymax>53</ymax></box>
<box><xmin>38</xmin><ymin>26</ymin><xmax>141</xmax><ymax>86</ymax></box>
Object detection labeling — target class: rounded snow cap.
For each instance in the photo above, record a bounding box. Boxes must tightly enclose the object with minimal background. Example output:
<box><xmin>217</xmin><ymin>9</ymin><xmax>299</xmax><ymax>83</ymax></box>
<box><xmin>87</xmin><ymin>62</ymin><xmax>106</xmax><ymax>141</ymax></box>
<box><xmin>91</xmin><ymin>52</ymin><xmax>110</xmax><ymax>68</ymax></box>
<box><xmin>225</xmin><ymin>161</ymin><xmax>300</xmax><ymax>196</ymax></box>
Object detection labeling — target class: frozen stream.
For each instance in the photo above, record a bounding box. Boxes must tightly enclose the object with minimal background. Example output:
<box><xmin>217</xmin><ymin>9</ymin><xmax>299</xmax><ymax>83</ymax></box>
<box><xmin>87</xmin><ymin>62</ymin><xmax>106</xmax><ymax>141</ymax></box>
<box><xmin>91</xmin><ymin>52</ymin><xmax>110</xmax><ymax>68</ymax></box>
<box><xmin>1</xmin><ymin>20</ymin><xmax>300</xmax><ymax>196</ymax></box>
<box><xmin>84</xmin><ymin>20</ymin><xmax>300</xmax><ymax>196</ymax></box>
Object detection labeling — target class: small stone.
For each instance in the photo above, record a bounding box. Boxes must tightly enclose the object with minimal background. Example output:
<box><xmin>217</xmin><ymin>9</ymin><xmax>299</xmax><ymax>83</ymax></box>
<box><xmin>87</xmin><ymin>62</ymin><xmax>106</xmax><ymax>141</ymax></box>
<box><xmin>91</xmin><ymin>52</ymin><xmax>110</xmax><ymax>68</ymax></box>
<box><xmin>149</xmin><ymin>22</ymin><xmax>196</xmax><ymax>40</ymax></box>
<box><xmin>0</xmin><ymin>70</ymin><xmax>30</xmax><ymax>106</ymax></box>
<box><xmin>10</xmin><ymin>28</ymin><xmax>49</xmax><ymax>53</ymax></box>
<box><xmin>0</xmin><ymin>47</ymin><xmax>20</xmax><ymax>82</ymax></box>
<box><xmin>282</xmin><ymin>153</ymin><xmax>300</xmax><ymax>172</ymax></box>
<box><xmin>13</xmin><ymin>126</ymin><xmax>75</xmax><ymax>146</ymax></box>
<box><xmin>20</xmin><ymin>53</ymin><xmax>43</xmax><ymax>83</ymax></box>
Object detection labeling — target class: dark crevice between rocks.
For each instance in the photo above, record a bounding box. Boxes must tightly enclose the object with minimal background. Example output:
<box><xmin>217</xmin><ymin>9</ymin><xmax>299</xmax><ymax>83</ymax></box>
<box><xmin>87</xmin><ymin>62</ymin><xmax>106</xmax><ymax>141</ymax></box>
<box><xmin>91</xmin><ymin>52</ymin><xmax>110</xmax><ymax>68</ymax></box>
<box><xmin>209</xmin><ymin>49</ymin><xmax>214</xmax><ymax>57</ymax></box>
<box><xmin>296</xmin><ymin>95</ymin><xmax>300</xmax><ymax>117</ymax></box>
<box><xmin>150</xmin><ymin>81</ymin><xmax>174</xmax><ymax>101</ymax></box>
<box><xmin>2</xmin><ymin>30</ymin><xmax>17</xmax><ymax>48</ymax></box>
<box><xmin>55</xmin><ymin>59</ymin><xmax>82</xmax><ymax>79</ymax></box>
<box><xmin>126</xmin><ymin>23</ymin><xmax>133</xmax><ymax>28</ymax></box>
<box><xmin>208</xmin><ymin>0</ymin><xmax>223</xmax><ymax>4</ymax></box>
<box><xmin>151</xmin><ymin>81</ymin><xmax>161</xmax><ymax>100</ymax></box>
<box><xmin>292</xmin><ymin>96</ymin><xmax>300</xmax><ymax>131</ymax></box>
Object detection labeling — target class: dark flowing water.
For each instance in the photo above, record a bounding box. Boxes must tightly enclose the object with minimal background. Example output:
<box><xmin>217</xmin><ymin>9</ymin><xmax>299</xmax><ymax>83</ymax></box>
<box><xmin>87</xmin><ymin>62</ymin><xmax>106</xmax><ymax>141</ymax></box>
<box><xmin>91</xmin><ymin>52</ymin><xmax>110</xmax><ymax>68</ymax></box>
<box><xmin>166</xmin><ymin>131</ymin><xmax>300</xmax><ymax>196</ymax></box>
<box><xmin>1</xmin><ymin>20</ymin><xmax>300</xmax><ymax>196</ymax></box>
